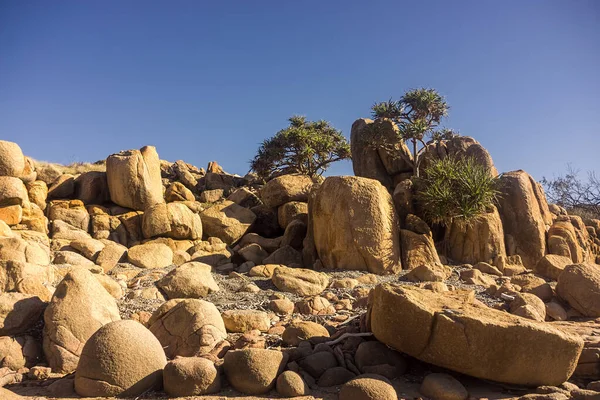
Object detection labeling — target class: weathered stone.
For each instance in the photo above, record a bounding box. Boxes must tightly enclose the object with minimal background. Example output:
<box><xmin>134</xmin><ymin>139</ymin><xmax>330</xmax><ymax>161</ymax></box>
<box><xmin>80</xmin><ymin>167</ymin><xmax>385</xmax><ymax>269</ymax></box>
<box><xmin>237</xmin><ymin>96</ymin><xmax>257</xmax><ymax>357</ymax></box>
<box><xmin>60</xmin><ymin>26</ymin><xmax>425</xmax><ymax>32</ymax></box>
<box><xmin>312</xmin><ymin>176</ymin><xmax>401</xmax><ymax>274</ymax></box>
<box><xmin>263</xmin><ymin>245</ymin><xmax>302</xmax><ymax>267</ymax></box>
<box><xmin>277</xmin><ymin>370</ymin><xmax>310</xmax><ymax>397</ymax></box>
<box><xmin>420</xmin><ymin>373</ymin><xmax>468</xmax><ymax>400</ymax></box>
<box><xmin>0</xmin><ymin>293</ymin><xmax>45</xmax><ymax>336</ymax></box>
<box><xmin>75</xmin><ymin>171</ymin><xmax>110</xmax><ymax>205</ymax></box>
<box><xmin>355</xmin><ymin>341</ymin><xmax>407</xmax><ymax>376</ymax></box>
<box><xmin>200</xmin><ymin>200</ymin><xmax>256</xmax><ymax>245</ymax></box>
<box><xmin>300</xmin><ymin>351</ymin><xmax>338</xmax><ymax>378</ymax></box>
<box><xmin>157</xmin><ymin>261</ymin><xmax>218</xmax><ymax>299</ymax></box>
<box><xmin>43</xmin><ymin>268</ymin><xmax>120</xmax><ymax>373</ymax></box>
<box><xmin>557</xmin><ymin>263</ymin><xmax>600</xmax><ymax>317</ymax></box>
<box><xmin>548</xmin><ymin>219</ymin><xmax>584</xmax><ymax>263</ymax></box>
<box><xmin>0</xmin><ymin>141</ymin><xmax>25</xmax><ymax>177</ymax></box>
<box><xmin>26</xmin><ymin>181</ymin><xmax>47</xmax><ymax>211</ymax></box>
<box><xmin>261</xmin><ymin>174</ymin><xmax>313</xmax><ymax>209</ymax></box>
<box><xmin>223</xmin><ymin>348</ymin><xmax>287</xmax><ymax>395</ymax></box>
<box><xmin>222</xmin><ymin>310</ymin><xmax>270</xmax><ymax>333</ymax></box>
<box><xmin>282</xmin><ymin>321</ymin><xmax>330</xmax><ymax>346</ymax></box>
<box><xmin>405</xmin><ymin>264</ymin><xmax>452</xmax><ymax>283</ymax></box>
<box><xmin>446</xmin><ymin>207</ymin><xmax>506</xmax><ymax>265</ymax></box>
<box><xmin>339</xmin><ymin>374</ymin><xmax>398</xmax><ymax>400</ymax></box>
<box><xmin>106</xmin><ymin>146</ymin><xmax>163</xmax><ymax>211</ymax></box>
<box><xmin>74</xmin><ymin>320</ymin><xmax>166</xmax><ymax>397</ymax></box>
<box><xmin>272</xmin><ymin>267</ymin><xmax>329</xmax><ymax>296</ymax></box>
<box><xmin>350</xmin><ymin>118</ymin><xmax>413</xmax><ymax>189</ymax></box>
<box><xmin>148</xmin><ymin>299</ymin><xmax>226</xmax><ymax>358</ymax></box>
<box><xmin>370</xmin><ymin>284</ymin><xmax>583</xmax><ymax>385</ymax></box>
<box><xmin>510</xmin><ymin>293</ymin><xmax>547</xmax><ymax>322</ymax></box>
<box><xmin>127</xmin><ymin>242</ymin><xmax>173</xmax><ymax>269</ymax></box>
<box><xmin>47</xmin><ymin>174</ymin><xmax>75</xmax><ymax>200</ymax></box>
<box><xmin>497</xmin><ymin>170</ymin><xmax>552</xmax><ymax>268</ymax></box>
<box><xmin>277</xmin><ymin>201</ymin><xmax>308</xmax><ymax>229</ymax></box>
<box><xmin>238</xmin><ymin>243</ymin><xmax>269</xmax><ymax>265</ymax></box>
<box><xmin>0</xmin><ymin>335</ymin><xmax>41</xmax><ymax>370</ymax></box>
<box><xmin>142</xmin><ymin>202</ymin><xmax>202</xmax><ymax>240</ymax></box>
<box><xmin>165</xmin><ymin>182</ymin><xmax>195</xmax><ymax>203</ymax></box>
<box><xmin>163</xmin><ymin>357</ymin><xmax>220</xmax><ymax>396</ymax></box>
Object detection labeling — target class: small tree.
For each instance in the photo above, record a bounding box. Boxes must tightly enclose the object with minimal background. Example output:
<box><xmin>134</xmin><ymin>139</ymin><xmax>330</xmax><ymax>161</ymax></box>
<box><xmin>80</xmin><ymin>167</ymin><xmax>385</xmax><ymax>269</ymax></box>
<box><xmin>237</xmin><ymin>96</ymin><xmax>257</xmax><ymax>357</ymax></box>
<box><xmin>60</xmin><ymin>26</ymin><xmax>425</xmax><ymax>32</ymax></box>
<box><xmin>371</xmin><ymin>88</ymin><xmax>452</xmax><ymax>177</ymax></box>
<box><xmin>250</xmin><ymin>116</ymin><xmax>351</xmax><ymax>180</ymax></box>
<box><xmin>414</xmin><ymin>156</ymin><xmax>499</xmax><ymax>226</ymax></box>
<box><xmin>541</xmin><ymin>165</ymin><xmax>600</xmax><ymax>220</ymax></box>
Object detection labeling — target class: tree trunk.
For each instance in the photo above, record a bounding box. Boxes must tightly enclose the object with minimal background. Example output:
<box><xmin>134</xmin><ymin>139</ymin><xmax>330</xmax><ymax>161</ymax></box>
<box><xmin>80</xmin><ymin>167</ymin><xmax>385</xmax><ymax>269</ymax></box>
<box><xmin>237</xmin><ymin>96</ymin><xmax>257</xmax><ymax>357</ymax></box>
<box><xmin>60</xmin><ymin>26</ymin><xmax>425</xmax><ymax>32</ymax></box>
<box><xmin>412</xmin><ymin>138</ymin><xmax>419</xmax><ymax>177</ymax></box>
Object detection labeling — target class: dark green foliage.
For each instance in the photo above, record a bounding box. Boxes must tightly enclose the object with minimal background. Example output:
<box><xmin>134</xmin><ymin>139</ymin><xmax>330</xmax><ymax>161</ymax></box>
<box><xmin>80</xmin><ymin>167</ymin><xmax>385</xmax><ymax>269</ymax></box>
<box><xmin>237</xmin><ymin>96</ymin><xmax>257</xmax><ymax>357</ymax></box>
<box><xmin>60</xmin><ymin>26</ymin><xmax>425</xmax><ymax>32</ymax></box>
<box><xmin>414</xmin><ymin>156</ymin><xmax>499</xmax><ymax>225</ymax></box>
<box><xmin>250</xmin><ymin>116</ymin><xmax>351</xmax><ymax>180</ymax></box>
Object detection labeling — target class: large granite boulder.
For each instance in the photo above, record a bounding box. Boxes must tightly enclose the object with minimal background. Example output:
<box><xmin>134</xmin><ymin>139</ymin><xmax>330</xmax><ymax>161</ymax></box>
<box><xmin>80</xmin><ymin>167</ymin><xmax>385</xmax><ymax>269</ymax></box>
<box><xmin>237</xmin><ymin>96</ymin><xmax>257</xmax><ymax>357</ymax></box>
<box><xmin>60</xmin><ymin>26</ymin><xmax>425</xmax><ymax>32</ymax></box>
<box><xmin>148</xmin><ymin>299</ymin><xmax>226</xmax><ymax>359</ymax></box>
<box><xmin>369</xmin><ymin>284</ymin><xmax>583</xmax><ymax>386</ymax></box>
<box><xmin>74</xmin><ymin>320</ymin><xmax>166</xmax><ymax>397</ymax></box>
<box><xmin>557</xmin><ymin>263</ymin><xmax>600</xmax><ymax>317</ymax></box>
<box><xmin>0</xmin><ymin>140</ymin><xmax>25</xmax><ymax>177</ymax></box>
<box><xmin>421</xmin><ymin>136</ymin><xmax>498</xmax><ymax>177</ymax></box>
<box><xmin>497</xmin><ymin>170</ymin><xmax>553</xmax><ymax>268</ymax></box>
<box><xmin>106</xmin><ymin>146</ymin><xmax>163</xmax><ymax>211</ymax></box>
<box><xmin>260</xmin><ymin>174</ymin><xmax>314</xmax><ymax>209</ymax></box>
<box><xmin>445</xmin><ymin>206</ymin><xmax>506</xmax><ymax>265</ymax></box>
<box><xmin>43</xmin><ymin>268</ymin><xmax>121</xmax><ymax>373</ymax></box>
<box><xmin>400</xmin><ymin>215</ymin><xmax>440</xmax><ymax>270</ymax></box>
<box><xmin>311</xmin><ymin>176</ymin><xmax>401</xmax><ymax>274</ymax></box>
<box><xmin>200</xmin><ymin>201</ymin><xmax>256</xmax><ymax>245</ymax></box>
<box><xmin>223</xmin><ymin>348</ymin><xmax>288</xmax><ymax>395</ymax></box>
<box><xmin>142</xmin><ymin>202</ymin><xmax>202</xmax><ymax>240</ymax></box>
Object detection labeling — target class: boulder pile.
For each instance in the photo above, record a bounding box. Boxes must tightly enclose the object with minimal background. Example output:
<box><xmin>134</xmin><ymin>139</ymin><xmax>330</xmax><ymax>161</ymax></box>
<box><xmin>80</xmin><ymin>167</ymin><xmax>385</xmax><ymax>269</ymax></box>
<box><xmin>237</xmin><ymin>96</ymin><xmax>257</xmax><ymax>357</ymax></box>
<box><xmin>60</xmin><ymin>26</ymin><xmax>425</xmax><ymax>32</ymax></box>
<box><xmin>0</xmin><ymin>136</ymin><xmax>599</xmax><ymax>399</ymax></box>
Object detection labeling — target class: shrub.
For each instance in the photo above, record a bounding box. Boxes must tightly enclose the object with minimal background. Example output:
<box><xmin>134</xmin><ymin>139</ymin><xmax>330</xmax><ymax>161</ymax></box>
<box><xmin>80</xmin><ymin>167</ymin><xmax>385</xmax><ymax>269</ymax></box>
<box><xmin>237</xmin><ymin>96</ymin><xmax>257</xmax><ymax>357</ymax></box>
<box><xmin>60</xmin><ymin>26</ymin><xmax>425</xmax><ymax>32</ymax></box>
<box><xmin>250</xmin><ymin>115</ymin><xmax>350</xmax><ymax>180</ymax></box>
<box><xmin>414</xmin><ymin>156</ymin><xmax>499</xmax><ymax>225</ymax></box>
<box><xmin>541</xmin><ymin>165</ymin><xmax>600</xmax><ymax>220</ymax></box>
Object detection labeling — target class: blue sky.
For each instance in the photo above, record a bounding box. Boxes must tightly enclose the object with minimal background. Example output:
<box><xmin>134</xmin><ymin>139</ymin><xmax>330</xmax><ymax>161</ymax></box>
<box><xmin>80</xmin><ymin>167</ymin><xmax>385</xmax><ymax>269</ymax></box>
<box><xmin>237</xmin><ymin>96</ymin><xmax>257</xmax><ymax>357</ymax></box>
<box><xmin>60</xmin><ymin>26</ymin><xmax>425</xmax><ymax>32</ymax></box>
<box><xmin>0</xmin><ymin>1</ymin><xmax>598</xmax><ymax>181</ymax></box>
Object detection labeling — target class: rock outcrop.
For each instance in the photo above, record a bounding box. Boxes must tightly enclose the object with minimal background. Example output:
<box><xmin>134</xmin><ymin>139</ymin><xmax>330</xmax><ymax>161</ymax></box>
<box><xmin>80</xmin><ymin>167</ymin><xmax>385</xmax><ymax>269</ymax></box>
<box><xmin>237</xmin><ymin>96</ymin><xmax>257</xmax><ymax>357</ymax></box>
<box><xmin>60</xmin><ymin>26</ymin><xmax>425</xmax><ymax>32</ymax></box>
<box><xmin>106</xmin><ymin>146</ymin><xmax>163</xmax><ymax>211</ymax></box>
<box><xmin>311</xmin><ymin>176</ymin><xmax>401</xmax><ymax>274</ymax></box>
<box><xmin>369</xmin><ymin>284</ymin><xmax>583</xmax><ymax>385</ymax></box>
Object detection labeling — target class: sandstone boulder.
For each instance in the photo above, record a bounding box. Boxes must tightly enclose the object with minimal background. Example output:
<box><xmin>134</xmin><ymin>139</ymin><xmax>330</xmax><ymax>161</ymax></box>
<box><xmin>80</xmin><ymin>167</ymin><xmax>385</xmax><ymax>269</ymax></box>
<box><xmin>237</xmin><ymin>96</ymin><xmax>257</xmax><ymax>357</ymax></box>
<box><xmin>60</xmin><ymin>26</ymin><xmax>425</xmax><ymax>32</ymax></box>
<box><xmin>339</xmin><ymin>374</ymin><xmax>398</xmax><ymax>400</ymax></box>
<box><xmin>446</xmin><ymin>207</ymin><xmax>506</xmax><ymax>265</ymax></box>
<box><xmin>277</xmin><ymin>370</ymin><xmax>310</xmax><ymax>397</ymax></box>
<box><xmin>548</xmin><ymin>219</ymin><xmax>584</xmax><ymax>263</ymax></box>
<box><xmin>0</xmin><ymin>141</ymin><xmax>25</xmax><ymax>177</ymax></box>
<box><xmin>148</xmin><ymin>299</ymin><xmax>226</xmax><ymax>358</ymax></box>
<box><xmin>0</xmin><ymin>335</ymin><xmax>41</xmax><ymax>370</ymax></box>
<box><xmin>282</xmin><ymin>321</ymin><xmax>330</xmax><ymax>346</ymax></box>
<box><xmin>277</xmin><ymin>201</ymin><xmax>308</xmax><ymax>229</ymax></box>
<box><xmin>557</xmin><ymin>263</ymin><xmax>600</xmax><ymax>317</ymax></box>
<box><xmin>261</xmin><ymin>174</ymin><xmax>313</xmax><ymax>208</ymax></box>
<box><xmin>165</xmin><ymin>182</ymin><xmax>195</xmax><ymax>202</ymax></box>
<box><xmin>43</xmin><ymin>268</ymin><xmax>121</xmax><ymax>373</ymax></box>
<box><xmin>535</xmin><ymin>254</ymin><xmax>573</xmax><ymax>281</ymax></box>
<box><xmin>200</xmin><ymin>201</ymin><xmax>256</xmax><ymax>245</ymax></box>
<box><xmin>370</xmin><ymin>284</ymin><xmax>583</xmax><ymax>385</ymax></box>
<box><xmin>47</xmin><ymin>174</ymin><xmax>75</xmax><ymax>199</ymax></box>
<box><xmin>222</xmin><ymin>310</ymin><xmax>270</xmax><ymax>333</ymax></box>
<box><xmin>156</xmin><ymin>261</ymin><xmax>218</xmax><ymax>299</ymax></box>
<box><xmin>75</xmin><ymin>171</ymin><xmax>110</xmax><ymax>205</ymax></box>
<box><xmin>26</xmin><ymin>181</ymin><xmax>47</xmax><ymax>211</ymax></box>
<box><xmin>420</xmin><ymin>373</ymin><xmax>468</xmax><ymax>400</ymax></box>
<box><xmin>0</xmin><ymin>293</ymin><xmax>46</xmax><ymax>336</ymax></box>
<box><xmin>272</xmin><ymin>267</ymin><xmax>329</xmax><ymax>296</ymax></box>
<box><xmin>223</xmin><ymin>348</ymin><xmax>287</xmax><ymax>395</ymax></box>
<box><xmin>106</xmin><ymin>146</ymin><xmax>163</xmax><ymax>211</ymax></box>
<box><xmin>142</xmin><ymin>202</ymin><xmax>202</xmax><ymax>240</ymax></box>
<box><xmin>127</xmin><ymin>242</ymin><xmax>173</xmax><ymax>269</ymax></box>
<box><xmin>312</xmin><ymin>176</ymin><xmax>401</xmax><ymax>274</ymax></box>
<box><xmin>163</xmin><ymin>357</ymin><xmax>220</xmax><ymax>396</ymax></box>
<box><xmin>74</xmin><ymin>320</ymin><xmax>166</xmax><ymax>397</ymax></box>
<box><xmin>497</xmin><ymin>170</ymin><xmax>552</xmax><ymax>268</ymax></box>
<box><xmin>47</xmin><ymin>200</ymin><xmax>90</xmax><ymax>231</ymax></box>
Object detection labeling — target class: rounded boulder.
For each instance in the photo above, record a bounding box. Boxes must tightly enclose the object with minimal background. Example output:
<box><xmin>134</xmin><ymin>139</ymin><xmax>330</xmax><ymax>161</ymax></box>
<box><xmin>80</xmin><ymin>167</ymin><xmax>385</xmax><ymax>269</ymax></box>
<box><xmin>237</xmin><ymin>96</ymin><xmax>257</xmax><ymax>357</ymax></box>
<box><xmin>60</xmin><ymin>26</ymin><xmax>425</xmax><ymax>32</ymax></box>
<box><xmin>339</xmin><ymin>374</ymin><xmax>398</xmax><ymax>400</ymax></box>
<box><xmin>74</xmin><ymin>320</ymin><xmax>167</xmax><ymax>397</ymax></box>
<box><xmin>163</xmin><ymin>357</ymin><xmax>220</xmax><ymax>396</ymax></box>
<box><xmin>223</xmin><ymin>348</ymin><xmax>288</xmax><ymax>395</ymax></box>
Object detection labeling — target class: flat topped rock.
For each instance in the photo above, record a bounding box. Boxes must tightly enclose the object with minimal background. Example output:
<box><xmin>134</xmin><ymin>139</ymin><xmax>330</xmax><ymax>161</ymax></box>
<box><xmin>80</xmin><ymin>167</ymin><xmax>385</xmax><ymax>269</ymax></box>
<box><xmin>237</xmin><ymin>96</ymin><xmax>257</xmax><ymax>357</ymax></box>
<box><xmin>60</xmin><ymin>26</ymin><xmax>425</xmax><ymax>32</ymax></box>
<box><xmin>369</xmin><ymin>284</ymin><xmax>583</xmax><ymax>386</ymax></box>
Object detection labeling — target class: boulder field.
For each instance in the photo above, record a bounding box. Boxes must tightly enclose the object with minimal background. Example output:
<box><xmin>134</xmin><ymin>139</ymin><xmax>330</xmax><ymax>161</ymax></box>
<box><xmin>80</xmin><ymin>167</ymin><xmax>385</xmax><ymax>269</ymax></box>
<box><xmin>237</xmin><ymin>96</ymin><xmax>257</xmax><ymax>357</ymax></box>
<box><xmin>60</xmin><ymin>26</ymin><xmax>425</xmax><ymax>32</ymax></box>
<box><xmin>0</xmin><ymin>137</ymin><xmax>599</xmax><ymax>399</ymax></box>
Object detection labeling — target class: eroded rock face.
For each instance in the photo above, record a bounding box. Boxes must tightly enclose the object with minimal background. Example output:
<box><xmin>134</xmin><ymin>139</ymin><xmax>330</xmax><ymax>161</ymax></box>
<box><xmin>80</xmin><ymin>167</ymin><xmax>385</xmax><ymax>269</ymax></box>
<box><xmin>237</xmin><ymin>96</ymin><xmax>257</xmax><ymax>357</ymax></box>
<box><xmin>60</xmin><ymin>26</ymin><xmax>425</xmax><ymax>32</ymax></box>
<box><xmin>445</xmin><ymin>206</ymin><xmax>506</xmax><ymax>265</ymax></box>
<box><xmin>271</xmin><ymin>267</ymin><xmax>329</xmax><ymax>296</ymax></box>
<box><xmin>369</xmin><ymin>284</ymin><xmax>583</xmax><ymax>386</ymax></box>
<box><xmin>497</xmin><ymin>170</ymin><xmax>553</xmax><ymax>268</ymax></box>
<box><xmin>350</xmin><ymin>118</ymin><xmax>413</xmax><ymax>190</ymax></box>
<box><xmin>548</xmin><ymin>218</ymin><xmax>584</xmax><ymax>263</ymax></box>
<box><xmin>156</xmin><ymin>261</ymin><xmax>219</xmax><ymax>299</ymax></box>
<box><xmin>142</xmin><ymin>202</ymin><xmax>202</xmax><ymax>240</ymax></box>
<box><xmin>311</xmin><ymin>176</ymin><xmax>401</xmax><ymax>274</ymax></box>
<box><xmin>557</xmin><ymin>263</ymin><xmax>600</xmax><ymax>317</ymax></box>
<box><xmin>148</xmin><ymin>299</ymin><xmax>226</xmax><ymax>359</ymax></box>
<box><xmin>0</xmin><ymin>293</ymin><xmax>46</xmax><ymax>336</ymax></box>
<box><xmin>74</xmin><ymin>320</ymin><xmax>166</xmax><ymax>397</ymax></box>
<box><xmin>223</xmin><ymin>348</ymin><xmax>288</xmax><ymax>395</ymax></box>
<box><xmin>401</xmin><ymin>215</ymin><xmax>440</xmax><ymax>270</ymax></box>
<box><xmin>43</xmin><ymin>268</ymin><xmax>121</xmax><ymax>373</ymax></box>
<box><xmin>261</xmin><ymin>174</ymin><xmax>314</xmax><ymax>209</ymax></box>
<box><xmin>200</xmin><ymin>201</ymin><xmax>256</xmax><ymax>245</ymax></box>
<box><xmin>106</xmin><ymin>146</ymin><xmax>164</xmax><ymax>211</ymax></box>
<box><xmin>0</xmin><ymin>140</ymin><xmax>26</xmax><ymax>177</ymax></box>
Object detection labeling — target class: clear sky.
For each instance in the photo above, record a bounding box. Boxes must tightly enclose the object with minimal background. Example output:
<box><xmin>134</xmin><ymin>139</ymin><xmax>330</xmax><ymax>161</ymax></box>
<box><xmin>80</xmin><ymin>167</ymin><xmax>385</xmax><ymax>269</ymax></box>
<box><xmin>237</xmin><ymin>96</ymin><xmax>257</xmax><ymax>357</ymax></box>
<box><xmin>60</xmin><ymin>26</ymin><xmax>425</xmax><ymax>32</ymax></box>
<box><xmin>0</xmin><ymin>1</ymin><xmax>598</xmax><ymax>181</ymax></box>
